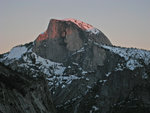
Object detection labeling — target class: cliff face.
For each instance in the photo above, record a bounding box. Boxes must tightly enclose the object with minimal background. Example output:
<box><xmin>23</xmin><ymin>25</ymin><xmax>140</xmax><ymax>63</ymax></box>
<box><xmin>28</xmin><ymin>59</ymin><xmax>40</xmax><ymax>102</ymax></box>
<box><xmin>33</xmin><ymin>19</ymin><xmax>111</xmax><ymax>65</ymax></box>
<box><xmin>0</xmin><ymin>63</ymin><xmax>56</xmax><ymax>113</ymax></box>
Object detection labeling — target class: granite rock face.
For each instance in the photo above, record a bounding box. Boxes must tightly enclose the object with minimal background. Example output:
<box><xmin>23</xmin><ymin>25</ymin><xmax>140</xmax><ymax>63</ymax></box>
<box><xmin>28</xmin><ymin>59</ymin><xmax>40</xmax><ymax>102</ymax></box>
<box><xmin>0</xmin><ymin>63</ymin><xmax>56</xmax><ymax>113</ymax></box>
<box><xmin>33</xmin><ymin>19</ymin><xmax>112</xmax><ymax>66</ymax></box>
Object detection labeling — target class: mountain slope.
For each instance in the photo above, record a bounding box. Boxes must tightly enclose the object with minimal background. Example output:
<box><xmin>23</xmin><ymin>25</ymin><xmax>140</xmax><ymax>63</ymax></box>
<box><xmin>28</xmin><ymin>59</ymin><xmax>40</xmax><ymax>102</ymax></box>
<box><xmin>0</xmin><ymin>62</ymin><xmax>56</xmax><ymax>113</ymax></box>
<box><xmin>0</xmin><ymin>18</ymin><xmax>150</xmax><ymax>113</ymax></box>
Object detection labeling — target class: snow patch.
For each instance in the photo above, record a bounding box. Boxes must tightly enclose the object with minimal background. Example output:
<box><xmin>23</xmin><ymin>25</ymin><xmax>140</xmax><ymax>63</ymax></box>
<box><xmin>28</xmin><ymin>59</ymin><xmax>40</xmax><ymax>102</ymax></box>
<box><xmin>61</xmin><ymin>84</ymin><xmax>66</xmax><ymax>88</ymax></box>
<box><xmin>86</xmin><ymin>78</ymin><xmax>89</xmax><ymax>81</ymax></box>
<box><xmin>47</xmin><ymin>75</ymin><xmax>83</xmax><ymax>88</ymax></box>
<box><xmin>72</xmin><ymin>62</ymin><xmax>79</xmax><ymax>66</ymax></box>
<box><xmin>95</xmin><ymin>95</ymin><xmax>99</xmax><ymax>98</ymax></box>
<box><xmin>115</xmin><ymin>63</ymin><xmax>125</xmax><ymax>71</ymax></box>
<box><xmin>82</xmin><ymin>71</ymin><xmax>88</xmax><ymax>75</ymax></box>
<box><xmin>126</xmin><ymin>59</ymin><xmax>142</xmax><ymax>70</ymax></box>
<box><xmin>87</xmin><ymin>85</ymin><xmax>92</xmax><ymax>89</ymax></box>
<box><xmin>106</xmin><ymin>72</ymin><xmax>111</xmax><ymax>77</ymax></box>
<box><xmin>40</xmin><ymin>32</ymin><xmax>45</xmax><ymax>35</ymax></box>
<box><xmin>142</xmin><ymin>72</ymin><xmax>148</xmax><ymax>79</ymax></box>
<box><xmin>99</xmin><ymin>80</ymin><xmax>107</xmax><ymax>85</ymax></box>
<box><xmin>68</xmin><ymin>66</ymin><xmax>71</xmax><ymax>68</ymax></box>
<box><xmin>6</xmin><ymin>46</ymin><xmax>27</xmax><ymax>60</ymax></box>
<box><xmin>22</xmin><ymin>52</ymin><xmax>66</xmax><ymax>76</ymax></box>
<box><xmin>87</xmin><ymin>28</ymin><xmax>100</xmax><ymax>35</ymax></box>
<box><xmin>72</xmin><ymin>47</ymin><xmax>85</xmax><ymax>55</ymax></box>
<box><xmin>92</xmin><ymin>106</ymin><xmax>99</xmax><ymax>111</ymax></box>
<box><xmin>77</xmin><ymin>47</ymin><xmax>85</xmax><ymax>53</ymax></box>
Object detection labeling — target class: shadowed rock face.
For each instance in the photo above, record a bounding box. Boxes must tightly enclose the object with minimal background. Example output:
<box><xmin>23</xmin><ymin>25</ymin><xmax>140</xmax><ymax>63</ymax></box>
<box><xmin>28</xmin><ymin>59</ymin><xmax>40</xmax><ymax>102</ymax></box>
<box><xmin>33</xmin><ymin>19</ymin><xmax>112</xmax><ymax>63</ymax></box>
<box><xmin>0</xmin><ymin>63</ymin><xmax>56</xmax><ymax>113</ymax></box>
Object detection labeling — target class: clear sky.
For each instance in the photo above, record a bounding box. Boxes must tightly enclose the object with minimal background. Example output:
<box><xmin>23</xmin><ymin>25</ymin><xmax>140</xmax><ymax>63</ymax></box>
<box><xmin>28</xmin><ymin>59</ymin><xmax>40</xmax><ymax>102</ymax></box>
<box><xmin>0</xmin><ymin>0</ymin><xmax>150</xmax><ymax>53</ymax></box>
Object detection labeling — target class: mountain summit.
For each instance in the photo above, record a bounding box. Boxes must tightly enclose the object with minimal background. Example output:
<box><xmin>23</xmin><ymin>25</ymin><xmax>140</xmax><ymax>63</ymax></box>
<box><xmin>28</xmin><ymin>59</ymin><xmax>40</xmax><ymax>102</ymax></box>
<box><xmin>0</xmin><ymin>18</ymin><xmax>150</xmax><ymax>113</ymax></box>
<box><xmin>33</xmin><ymin>18</ymin><xmax>111</xmax><ymax>63</ymax></box>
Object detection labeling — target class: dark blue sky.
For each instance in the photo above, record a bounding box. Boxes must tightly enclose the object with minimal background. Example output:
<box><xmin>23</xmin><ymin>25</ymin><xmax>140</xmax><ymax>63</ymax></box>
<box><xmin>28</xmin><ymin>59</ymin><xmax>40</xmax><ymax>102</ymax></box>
<box><xmin>0</xmin><ymin>0</ymin><xmax>150</xmax><ymax>53</ymax></box>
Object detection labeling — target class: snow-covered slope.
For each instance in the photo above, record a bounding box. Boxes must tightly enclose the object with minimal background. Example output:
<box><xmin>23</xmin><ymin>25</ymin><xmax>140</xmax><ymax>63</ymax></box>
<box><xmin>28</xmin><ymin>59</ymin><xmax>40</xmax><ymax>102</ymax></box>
<box><xmin>101</xmin><ymin>45</ymin><xmax>150</xmax><ymax>70</ymax></box>
<box><xmin>1</xmin><ymin>41</ymin><xmax>150</xmax><ymax>113</ymax></box>
<box><xmin>0</xmin><ymin>44</ymin><xmax>65</xmax><ymax>74</ymax></box>
<box><xmin>0</xmin><ymin>43</ymin><xmax>85</xmax><ymax>92</ymax></box>
<box><xmin>0</xmin><ymin>46</ymin><xmax>28</xmax><ymax>62</ymax></box>
<box><xmin>7</xmin><ymin>46</ymin><xmax>28</xmax><ymax>60</ymax></box>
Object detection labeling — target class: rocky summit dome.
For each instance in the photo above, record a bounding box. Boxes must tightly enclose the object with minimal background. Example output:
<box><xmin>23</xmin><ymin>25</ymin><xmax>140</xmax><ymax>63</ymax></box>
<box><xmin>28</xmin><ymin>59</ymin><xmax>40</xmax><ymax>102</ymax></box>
<box><xmin>33</xmin><ymin>18</ymin><xmax>112</xmax><ymax>63</ymax></box>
